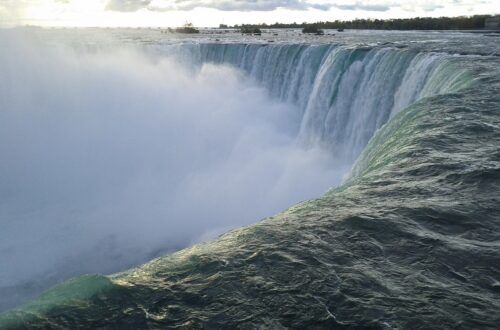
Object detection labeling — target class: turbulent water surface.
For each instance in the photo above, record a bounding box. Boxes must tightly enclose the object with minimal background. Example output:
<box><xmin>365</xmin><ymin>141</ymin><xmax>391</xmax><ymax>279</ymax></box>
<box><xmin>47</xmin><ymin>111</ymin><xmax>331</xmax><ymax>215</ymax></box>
<box><xmin>0</xmin><ymin>28</ymin><xmax>499</xmax><ymax>328</ymax></box>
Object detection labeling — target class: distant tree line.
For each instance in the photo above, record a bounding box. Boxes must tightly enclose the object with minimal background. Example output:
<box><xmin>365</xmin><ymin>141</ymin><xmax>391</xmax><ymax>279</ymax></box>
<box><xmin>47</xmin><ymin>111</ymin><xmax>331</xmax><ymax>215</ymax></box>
<box><xmin>231</xmin><ymin>15</ymin><xmax>493</xmax><ymax>30</ymax></box>
<box><xmin>241</xmin><ymin>27</ymin><xmax>262</xmax><ymax>35</ymax></box>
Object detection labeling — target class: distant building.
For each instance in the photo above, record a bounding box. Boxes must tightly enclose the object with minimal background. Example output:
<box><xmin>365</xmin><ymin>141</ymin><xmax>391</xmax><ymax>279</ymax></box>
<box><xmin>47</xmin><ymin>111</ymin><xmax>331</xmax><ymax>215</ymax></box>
<box><xmin>485</xmin><ymin>15</ymin><xmax>500</xmax><ymax>30</ymax></box>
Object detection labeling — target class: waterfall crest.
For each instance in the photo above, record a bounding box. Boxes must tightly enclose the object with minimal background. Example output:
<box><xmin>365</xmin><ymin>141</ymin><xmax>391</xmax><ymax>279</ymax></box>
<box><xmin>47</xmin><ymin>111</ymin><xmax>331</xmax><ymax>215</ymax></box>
<box><xmin>169</xmin><ymin>43</ymin><xmax>471</xmax><ymax>162</ymax></box>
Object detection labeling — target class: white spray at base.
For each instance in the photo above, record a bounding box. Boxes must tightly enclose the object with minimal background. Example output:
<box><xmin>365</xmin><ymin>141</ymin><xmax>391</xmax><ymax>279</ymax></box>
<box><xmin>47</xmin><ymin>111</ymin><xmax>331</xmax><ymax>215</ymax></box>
<box><xmin>0</xmin><ymin>31</ymin><xmax>472</xmax><ymax>311</ymax></box>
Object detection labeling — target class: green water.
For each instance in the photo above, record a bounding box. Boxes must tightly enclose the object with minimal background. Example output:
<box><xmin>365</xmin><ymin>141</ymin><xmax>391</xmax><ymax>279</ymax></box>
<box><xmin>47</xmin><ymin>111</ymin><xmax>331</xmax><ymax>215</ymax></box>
<box><xmin>0</xmin><ymin>29</ymin><xmax>499</xmax><ymax>328</ymax></box>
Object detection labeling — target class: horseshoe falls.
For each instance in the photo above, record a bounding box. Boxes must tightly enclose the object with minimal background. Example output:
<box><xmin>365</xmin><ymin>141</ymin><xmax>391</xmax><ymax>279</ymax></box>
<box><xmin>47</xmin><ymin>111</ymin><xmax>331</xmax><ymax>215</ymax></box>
<box><xmin>174</xmin><ymin>43</ymin><xmax>471</xmax><ymax>163</ymax></box>
<box><xmin>0</xmin><ymin>29</ymin><xmax>499</xmax><ymax>329</ymax></box>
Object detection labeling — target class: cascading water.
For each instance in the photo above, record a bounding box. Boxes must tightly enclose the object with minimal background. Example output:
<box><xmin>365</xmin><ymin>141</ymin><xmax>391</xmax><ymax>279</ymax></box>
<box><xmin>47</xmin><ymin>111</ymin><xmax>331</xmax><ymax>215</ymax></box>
<box><xmin>166</xmin><ymin>43</ymin><xmax>471</xmax><ymax>163</ymax></box>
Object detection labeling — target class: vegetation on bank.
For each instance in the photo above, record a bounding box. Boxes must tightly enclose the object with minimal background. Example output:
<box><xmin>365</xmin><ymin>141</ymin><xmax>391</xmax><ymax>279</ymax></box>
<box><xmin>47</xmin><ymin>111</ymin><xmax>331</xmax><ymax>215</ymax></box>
<box><xmin>241</xmin><ymin>27</ymin><xmax>262</xmax><ymax>35</ymax></box>
<box><xmin>232</xmin><ymin>15</ymin><xmax>494</xmax><ymax>30</ymax></box>
<box><xmin>170</xmin><ymin>22</ymin><xmax>199</xmax><ymax>34</ymax></box>
<box><xmin>302</xmin><ymin>25</ymin><xmax>324</xmax><ymax>35</ymax></box>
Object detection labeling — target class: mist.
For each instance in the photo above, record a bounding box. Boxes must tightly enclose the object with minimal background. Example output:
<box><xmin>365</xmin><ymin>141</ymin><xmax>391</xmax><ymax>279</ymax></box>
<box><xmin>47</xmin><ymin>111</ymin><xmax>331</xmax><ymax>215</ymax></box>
<box><xmin>0</xmin><ymin>30</ymin><xmax>345</xmax><ymax>310</ymax></box>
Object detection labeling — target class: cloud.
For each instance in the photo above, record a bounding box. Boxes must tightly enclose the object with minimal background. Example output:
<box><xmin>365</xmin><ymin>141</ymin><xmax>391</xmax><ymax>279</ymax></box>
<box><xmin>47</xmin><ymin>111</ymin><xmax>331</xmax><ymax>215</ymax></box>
<box><xmin>102</xmin><ymin>0</ymin><xmax>487</xmax><ymax>13</ymax></box>
<box><xmin>1</xmin><ymin>0</ymin><xmax>494</xmax><ymax>16</ymax></box>
<box><xmin>105</xmin><ymin>0</ymin><xmax>392</xmax><ymax>12</ymax></box>
<box><xmin>167</xmin><ymin>0</ymin><xmax>325</xmax><ymax>11</ymax></box>
<box><xmin>106</xmin><ymin>0</ymin><xmax>152</xmax><ymax>12</ymax></box>
<box><xmin>104</xmin><ymin>0</ymin><xmax>332</xmax><ymax>12</ymax></box>
<box><xmin>333</xmin><ymin>2</ymin><xmax>390</xmax><ymax>12</ymax></box>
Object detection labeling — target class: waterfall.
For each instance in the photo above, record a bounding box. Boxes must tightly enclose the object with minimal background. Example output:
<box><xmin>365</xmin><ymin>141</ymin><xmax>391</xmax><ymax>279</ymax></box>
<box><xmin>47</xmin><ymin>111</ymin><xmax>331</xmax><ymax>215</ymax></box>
<box><xmin>0</xmin><ymin>33</ymin><xmax>476</xmax><ymax>312</ymax></box>
<box><xmin>161</xmin><ymin>43</ymin><xmax>471</xmax><ymax>163</ymax></box>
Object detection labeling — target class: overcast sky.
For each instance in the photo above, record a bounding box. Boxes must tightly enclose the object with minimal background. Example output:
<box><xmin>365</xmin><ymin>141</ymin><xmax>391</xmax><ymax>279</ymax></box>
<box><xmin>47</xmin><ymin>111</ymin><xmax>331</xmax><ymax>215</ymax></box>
<box><xmin>0</xmin><ymin>0</ymin><xmax>498</xmax><ymax>27</ymax></box>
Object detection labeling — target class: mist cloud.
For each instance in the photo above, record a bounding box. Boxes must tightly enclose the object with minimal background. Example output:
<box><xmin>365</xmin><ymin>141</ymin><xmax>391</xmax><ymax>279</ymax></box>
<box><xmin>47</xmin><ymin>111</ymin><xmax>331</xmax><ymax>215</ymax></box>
<box><xmin>0</xmin><ymin>30</ymin><xmax>343</xmax><ymax>310</ymax></box>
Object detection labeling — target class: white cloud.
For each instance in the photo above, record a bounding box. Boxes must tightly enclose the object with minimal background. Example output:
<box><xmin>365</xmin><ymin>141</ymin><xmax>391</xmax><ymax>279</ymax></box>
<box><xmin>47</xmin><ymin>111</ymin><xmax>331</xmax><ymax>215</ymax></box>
<box><xmin>101</xmin><ymin>0</ymin><xmax>496</xmax><ymax>13</ymax></box>
<box><xmin>106</xmin><ymin>0</ymin><xmax>151</xmax><ymax>12</ymax></box>
<box><xmin>0</xmin><ymin>0</ymin><xmax>498</xmax><ymax>27</ymax></box>
<box><xmin>111</xmin><ymin>0</ymin><xmax>329</xmax><ymax>12</ymax></box>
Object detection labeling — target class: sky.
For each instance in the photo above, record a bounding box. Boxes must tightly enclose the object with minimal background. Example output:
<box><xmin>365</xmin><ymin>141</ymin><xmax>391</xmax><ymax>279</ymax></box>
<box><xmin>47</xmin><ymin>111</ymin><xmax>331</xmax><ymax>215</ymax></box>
<box><xmin>0</xmin><ymin>0</ymin><xmax>498</xmax><ymax>28</ymax></box>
